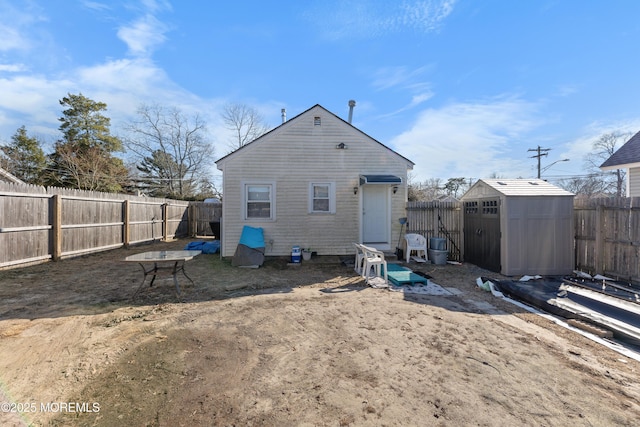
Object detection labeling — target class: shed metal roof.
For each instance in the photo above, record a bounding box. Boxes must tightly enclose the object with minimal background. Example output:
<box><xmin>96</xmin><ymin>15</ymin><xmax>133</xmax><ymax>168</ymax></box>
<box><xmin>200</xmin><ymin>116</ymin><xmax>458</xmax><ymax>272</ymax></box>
<box><xmin>468</xmin><ymin>179</ymin><xmax>574</xmax><ymax>197</ymax></box>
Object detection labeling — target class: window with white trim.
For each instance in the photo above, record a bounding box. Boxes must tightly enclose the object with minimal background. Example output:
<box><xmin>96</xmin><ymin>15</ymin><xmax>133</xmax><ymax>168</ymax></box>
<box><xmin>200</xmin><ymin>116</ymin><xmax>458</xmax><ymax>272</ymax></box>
<box><xmin>244</xmin><ymin>183</ymin><xmax>274</xmax><ymax>220</ymax></box>
<box><xmin>309</xmin><ymin>182</ymin><xmax>335</xmax><ymax>213</ymax></box>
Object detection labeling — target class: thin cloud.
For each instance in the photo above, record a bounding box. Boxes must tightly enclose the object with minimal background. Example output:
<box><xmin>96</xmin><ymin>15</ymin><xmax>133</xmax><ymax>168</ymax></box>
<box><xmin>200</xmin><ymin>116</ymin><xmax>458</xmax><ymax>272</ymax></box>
<box><xmin>371</xmin><ymin>66</ymin><xmax>434</xmax><ymax>117</ymax></box>
<box><xmin>397</xmin><ymin>0</ymin><xmax>457</xmax><ymax>32</ymax></box>
<box><xmin>306</xmin><ymin>0</ymin><xmax>457</xmax><ymax>40</ymax></box>
<box><xmin>140</xmin><ymin>0</ymin><xmax>172</xmax><ymax>14</ymax></box>
<box><xmin>0</xmin><ymin>23</ymin><xmax>28</xmax><ymax>51</ymax></box>
<box><xmin>0</xmin><ymin>0</ymin><xmax>47</xmax><ymax>52</ymax></box>
<box><xmin>117</xmin><ymin>14</ymin><xmax>168</xmax><ymax>57</ymax></box>
<box><xmin>372</xmin><ymin>65</ymin><xmax>432</xmax><ymax>91</ymax></box>
<box><xmin>392</xmin><ymin>97</ymin><xmax>541</xmax><ymax>181</ymax></box>
<box><xmin>0</xmin><ymin>63</ymin><xmax>26</xmax><ymax>72</ymax></box>
<box><xmin>79</xmin><ymin>1</ymin><xmax>111</xmax><ymax>12</ymax></box>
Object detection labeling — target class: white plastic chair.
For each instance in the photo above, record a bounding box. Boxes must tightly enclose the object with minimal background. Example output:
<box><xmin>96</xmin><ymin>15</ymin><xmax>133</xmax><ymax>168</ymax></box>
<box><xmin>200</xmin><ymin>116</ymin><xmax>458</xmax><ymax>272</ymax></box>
<box><xmin>361</xmin><ymin>245</ymin><xmax>388</xmax><ymax>285</ymax></box>
<box><xmin>353</xmin><ymin>243</ymin><xmax>366</xmax><ymax>274</ymax></box>
<box><xmin>404</xmin><ymin>233</ymin><xmax>428</xmax><ymax>263</ymax></box>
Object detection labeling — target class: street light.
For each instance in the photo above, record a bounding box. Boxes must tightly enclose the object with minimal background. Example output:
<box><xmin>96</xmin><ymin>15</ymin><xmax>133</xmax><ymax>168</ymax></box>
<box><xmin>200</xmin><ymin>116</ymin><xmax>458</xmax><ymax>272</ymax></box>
<box><xmin>540</xmin><ymin>158</ymin><xmax>569</xmax><ymax>178</ymax></box>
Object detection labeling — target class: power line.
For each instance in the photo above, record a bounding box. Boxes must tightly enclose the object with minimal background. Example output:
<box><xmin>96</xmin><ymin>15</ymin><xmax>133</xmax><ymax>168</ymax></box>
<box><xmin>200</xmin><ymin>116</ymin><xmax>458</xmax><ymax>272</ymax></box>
<box><xmin>528</xmin><ymin>146</ymin><xmax>550</xmax><ymax>179</ymax></box>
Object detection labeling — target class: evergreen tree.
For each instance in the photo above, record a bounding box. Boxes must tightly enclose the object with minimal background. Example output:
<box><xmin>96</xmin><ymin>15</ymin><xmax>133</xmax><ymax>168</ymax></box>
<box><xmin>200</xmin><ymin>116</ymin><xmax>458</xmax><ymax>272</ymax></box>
<box><xmin>0</xmin><ymin>126</ymin><xmax>47</xmax><ymax>185</ymax></box>
<box><xmin>137</xmin><ymin>149</ymin><xmax>189</xmax><ymax>197</ymax></box>
<box><xmin>48</xmin><ymin>93</ymin><xmax>128</xmax><ymax>192</ymax></box>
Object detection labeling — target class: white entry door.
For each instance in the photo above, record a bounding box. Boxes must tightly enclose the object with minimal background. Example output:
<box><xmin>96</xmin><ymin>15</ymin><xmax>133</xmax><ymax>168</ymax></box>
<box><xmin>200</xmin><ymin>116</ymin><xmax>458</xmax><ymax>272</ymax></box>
<box><xmin>362</xmin><ymin>185</ymin><xmax>389</xmax><ymax>245</ymax></box>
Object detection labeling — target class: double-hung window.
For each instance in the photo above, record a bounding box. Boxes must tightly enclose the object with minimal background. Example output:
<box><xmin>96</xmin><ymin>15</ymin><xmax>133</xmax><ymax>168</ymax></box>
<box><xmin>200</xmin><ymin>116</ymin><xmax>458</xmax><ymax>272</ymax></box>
<box><xmin>309</xmin><ymin>182</ymin><xmax>335</xmax><ymax>214</ymax></box>
<box><xmin>244</xmin><ymin>183</ymin><xmax>274</xmax><ymax>220</ymax></box>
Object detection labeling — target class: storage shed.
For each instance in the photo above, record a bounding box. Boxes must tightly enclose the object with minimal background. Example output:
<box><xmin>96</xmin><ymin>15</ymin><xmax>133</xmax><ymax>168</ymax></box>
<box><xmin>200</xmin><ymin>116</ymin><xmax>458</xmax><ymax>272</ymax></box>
<box><xmin>460</xmin><ymin>179</ymin><xmax>574</xmax><ymax>276</ymax></box>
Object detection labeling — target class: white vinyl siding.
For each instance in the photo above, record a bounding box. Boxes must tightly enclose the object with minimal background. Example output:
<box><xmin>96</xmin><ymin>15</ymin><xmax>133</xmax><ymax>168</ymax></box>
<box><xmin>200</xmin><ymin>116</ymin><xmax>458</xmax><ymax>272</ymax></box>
<box><xmin>217</xmin><ymin>106</ymin><xmax>411</xmax><ymax>257</ymax></box>
<box><xmin>309</xmin><ymin>182</ymin><xmax>335</xmax><ymax>213</ymax></box>
<box><xmin>629</xmin><ymin>167</ymin><xmax>640</xmax><ymax>197</ymax></box>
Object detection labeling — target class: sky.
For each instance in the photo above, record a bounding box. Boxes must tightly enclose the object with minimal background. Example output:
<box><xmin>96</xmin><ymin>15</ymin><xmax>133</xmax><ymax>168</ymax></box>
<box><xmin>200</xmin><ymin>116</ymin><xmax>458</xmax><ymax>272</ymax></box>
<box><xmin>2</xmin><ymin>0</ymin><xmax>640</xmax><ymax>189</ymax></box>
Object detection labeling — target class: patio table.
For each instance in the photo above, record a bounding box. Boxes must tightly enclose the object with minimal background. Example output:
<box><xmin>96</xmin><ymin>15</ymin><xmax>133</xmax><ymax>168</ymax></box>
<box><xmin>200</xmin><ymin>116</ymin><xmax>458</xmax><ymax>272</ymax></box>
<box><xmin>125</xmin><ymin>250</ymin><xmax>202</xmax><ymax>298</ymax></box>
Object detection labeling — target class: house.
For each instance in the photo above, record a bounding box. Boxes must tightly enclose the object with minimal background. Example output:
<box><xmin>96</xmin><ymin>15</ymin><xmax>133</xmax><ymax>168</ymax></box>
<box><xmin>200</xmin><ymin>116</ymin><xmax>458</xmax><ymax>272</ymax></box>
<box><xmin>460</xmin><ymin>179</ymin><xmax>574</xmax><ymax>276</ymax></box>
<box><xmin>0</xmin><ymin>167</ymin><xmax>24</xmax><ymax>185</ymax></box>
<box><xmin>600</xmin><ymin>130</ymin><xmax>640</xmax><ymax>197</ymax></box>
<box><xmin>215</xmin><ymin>104</ymin><xmax>414</xmax><ymax>258</ymax></box>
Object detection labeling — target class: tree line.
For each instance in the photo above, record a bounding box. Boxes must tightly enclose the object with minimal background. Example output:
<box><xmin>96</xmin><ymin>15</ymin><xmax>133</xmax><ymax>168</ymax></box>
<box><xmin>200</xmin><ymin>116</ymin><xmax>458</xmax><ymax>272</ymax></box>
<box><xmin>0</xmin><ymin>93</ymin><xmax>269</xmax><ymax>200</ymax></box>
<box><xmin>1</xmin><ymin>93</ymin><xmax>628</xmax><ymax>201</ymax></box>
<box><xmin>408</xmin><ymin>132</ymin><xmax>630</xmax><ymax>201</ymax></box>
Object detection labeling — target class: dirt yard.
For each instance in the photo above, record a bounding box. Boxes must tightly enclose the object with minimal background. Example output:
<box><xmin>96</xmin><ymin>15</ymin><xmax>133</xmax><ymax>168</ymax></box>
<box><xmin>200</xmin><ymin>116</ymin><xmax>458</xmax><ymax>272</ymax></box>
<box><xmin>0</xmin><ymin>238</ymin><xmax>639</xmax><ymax>426</ymax></box>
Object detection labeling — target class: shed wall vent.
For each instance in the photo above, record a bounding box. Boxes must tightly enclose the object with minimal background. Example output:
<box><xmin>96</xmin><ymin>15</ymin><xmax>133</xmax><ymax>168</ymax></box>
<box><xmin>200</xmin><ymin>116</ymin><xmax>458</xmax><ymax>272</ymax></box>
<box><xmin>314</xmin><ymin>116</ymin><xmax>321</xmax><ymax>126</ymax></box>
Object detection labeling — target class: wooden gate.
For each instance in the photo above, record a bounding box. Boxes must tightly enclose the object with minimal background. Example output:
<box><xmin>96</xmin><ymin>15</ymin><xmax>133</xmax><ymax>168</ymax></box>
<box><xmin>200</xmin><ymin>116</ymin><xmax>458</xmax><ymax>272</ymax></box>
<box><xmin>463</xmin><ymin>198</ymin><xmax>501</xmax><ymax>272</ymax></box>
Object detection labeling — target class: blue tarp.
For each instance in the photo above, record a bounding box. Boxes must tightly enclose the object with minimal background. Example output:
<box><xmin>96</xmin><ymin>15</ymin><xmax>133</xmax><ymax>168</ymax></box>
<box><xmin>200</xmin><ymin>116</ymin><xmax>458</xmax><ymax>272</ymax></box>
<box><xmin>184</xmin><ymin>240</ymin><xmax>220</xmax><ymax>254</ymax></box>
<box><xmin>238</xmin><ymin>226</ymin><xmax>265</xmax><ymax>248</ymax></box>
<box><xmin>232</xmin><ymin>226</ymin><xmax>265</xmax><ymax>267</ymax></box>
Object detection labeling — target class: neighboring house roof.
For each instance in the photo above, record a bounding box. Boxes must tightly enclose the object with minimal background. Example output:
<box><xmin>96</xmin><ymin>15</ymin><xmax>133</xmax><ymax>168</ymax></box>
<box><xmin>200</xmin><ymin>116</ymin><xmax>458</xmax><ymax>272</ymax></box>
<box><xmin>435</xmin><ymin>194</ymin><xmax>459</xmax><ymax>202</ymax></box>
<box><xmin>600</xmin><ymin>130</ymin><xmax>640</xmax><ymax>170</ymax></box>
<box><xmin>0</xmin><ymin>167</ymin><xmax>24</xmax><ymax>184</ymax></box>
<box><xmin>215</xmin><ymin>104</ymin><xmax>414</xmax><ymax>167</ymax></box>
<box><xmin>463</xmin><ymin>179</ymin><xmax>574</xmax><ymax>197</ymax></box>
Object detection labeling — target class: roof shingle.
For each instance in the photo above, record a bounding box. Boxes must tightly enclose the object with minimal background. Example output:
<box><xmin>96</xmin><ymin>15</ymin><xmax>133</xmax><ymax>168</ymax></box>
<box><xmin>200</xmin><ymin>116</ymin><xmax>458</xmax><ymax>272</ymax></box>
<box><xmin>600</xmin><ymin>130</ymin><xmax>640</xmax><ymax>169</ymax></box>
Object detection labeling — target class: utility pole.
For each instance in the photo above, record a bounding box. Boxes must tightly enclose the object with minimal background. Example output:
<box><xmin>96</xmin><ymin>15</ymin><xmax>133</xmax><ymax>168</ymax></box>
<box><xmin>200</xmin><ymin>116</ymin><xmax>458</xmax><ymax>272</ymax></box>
<box><xmin>528</xmin><ymin>146</ymin><xmax>550</xmax><ymax>179</ymax></box>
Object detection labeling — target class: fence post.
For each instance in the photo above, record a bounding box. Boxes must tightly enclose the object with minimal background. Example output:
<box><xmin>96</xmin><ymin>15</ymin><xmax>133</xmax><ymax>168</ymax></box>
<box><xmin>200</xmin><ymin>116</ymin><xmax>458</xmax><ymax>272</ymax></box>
<box><xmin>595</xmin><ymin>203</ymin><xmax>604</xmax><ymax>275</ymax></box>
<box><xmin>162</xmin><ymin>203</ymin><xmax>169</xmax><ymax>241</ymax></box>
<box><xmin>52</xmin><ymin>194</ymin><xmax>62</xmax><ymax>261</ymax></box>
<box><xmin>123</xmin><ymin>199</ymin><xmax>130</xmax><ymax>247</ymax></box>
<box><xmin>188</xmin><ymin>203</ymin><xmax>195</xmax><ymax>237</ymax></box>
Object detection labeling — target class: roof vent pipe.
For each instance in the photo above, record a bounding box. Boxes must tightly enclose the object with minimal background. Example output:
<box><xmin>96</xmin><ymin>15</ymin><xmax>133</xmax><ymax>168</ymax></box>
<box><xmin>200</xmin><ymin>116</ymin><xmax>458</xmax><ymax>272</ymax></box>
<box><xmin>348</xmin><ymin>100</ymin><xmax>356</xmax><ymax>123</ymax></box>
<box><xmin>281</xmin><ymin>108</ymin><xmax>286</xmax><ymax>123</ymax></box>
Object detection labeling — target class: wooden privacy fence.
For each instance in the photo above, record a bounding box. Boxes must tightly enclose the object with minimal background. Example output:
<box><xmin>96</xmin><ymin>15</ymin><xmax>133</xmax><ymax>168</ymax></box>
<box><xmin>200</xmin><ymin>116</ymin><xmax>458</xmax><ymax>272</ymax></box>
<box><xmin>574</xmin><ymin>197</ymin><xmax>640</xmax><ymax>284</ymax></box>
<box><xmin>0</xmin><ymin>182</ymin><xmax>190</xmax><ymax>269</ymax></box>
<box><xmin>408</xmin><ymin>197</ymin><xmax>640</xmax><ymax>284</ymax></box>
<box><xmin>3</xmin><ymin>179</ymin><xmax>639</xmax><ymax>282</ymax></box>
<box><xmin>189</xmin><ymin>202</ymin><xmax>222</xmax><ymax>238</ymax></box>
<box><xmin>405</xmin><ymin>200</ymin><xmax>462</xmax><ymax>262</ymax></box>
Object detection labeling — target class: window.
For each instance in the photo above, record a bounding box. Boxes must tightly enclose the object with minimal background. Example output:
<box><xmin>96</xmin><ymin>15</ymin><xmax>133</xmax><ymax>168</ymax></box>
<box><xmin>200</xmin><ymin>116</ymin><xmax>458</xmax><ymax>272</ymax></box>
<box><xmin>309</xmin><ymin>182</ymin><xmax>335</xmax><ymax>213</ymax></box>
<box><xmin>244</xmin><ymin>183</ymin><xmax>275</xmax><ymax>220</ymax></box>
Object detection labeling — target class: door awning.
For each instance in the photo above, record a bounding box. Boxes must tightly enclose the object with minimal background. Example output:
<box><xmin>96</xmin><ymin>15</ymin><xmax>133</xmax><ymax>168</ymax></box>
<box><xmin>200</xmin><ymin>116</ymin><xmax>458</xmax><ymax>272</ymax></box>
<box><xmin>359</xmin><ymin>175</ymin><xmax>402</xmax><ymax>185</ymax></box>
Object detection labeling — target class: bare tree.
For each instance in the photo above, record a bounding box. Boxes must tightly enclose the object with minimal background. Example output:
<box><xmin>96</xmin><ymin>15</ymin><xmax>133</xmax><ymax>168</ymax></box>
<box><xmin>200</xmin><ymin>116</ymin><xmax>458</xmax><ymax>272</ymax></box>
<box><xmin>585</xmin><ymin>131</ymin><xmax>631</xmax><ymax>197</ymax></box>
<box><xmin>407</xmin><ymin>174</ymin><xmax>445</xmax><ymax>201</ymax></box>
<box><xmin>222</xmin><ymin>103</ymin><xmax>270</xmax><ymax>151</ymax></box>
<box><xmin>557</xmin><ymin>175</ymin><xmax>610</xmax><ymax>199</ymax></box>
<box><xmin>123</xmin><ymin>104</ymin><xmax>213</xmax><ymax>199</ymax></box>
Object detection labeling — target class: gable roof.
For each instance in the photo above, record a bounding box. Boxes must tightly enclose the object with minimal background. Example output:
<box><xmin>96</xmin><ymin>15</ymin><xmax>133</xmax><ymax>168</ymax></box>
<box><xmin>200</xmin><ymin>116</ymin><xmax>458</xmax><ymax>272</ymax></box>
<box><xmin>600</xmin><ymin>130</ymin><xmax>640</xmax><ymax>170</ymax></box>
<box><xmin>215</xmin><ymin>104</ymin><xmax>414</xmax><ymax>167</ymax></box>
<box><xmin>463</xmin><ymin>179</ymin><xmax>574</xmax><ymax>198</ymax></box>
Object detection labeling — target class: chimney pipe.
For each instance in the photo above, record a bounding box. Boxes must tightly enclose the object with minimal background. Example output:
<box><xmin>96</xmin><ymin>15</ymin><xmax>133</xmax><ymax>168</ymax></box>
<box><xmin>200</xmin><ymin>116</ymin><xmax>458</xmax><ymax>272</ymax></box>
<box><xmin>281</xmin><ymin>108</ymin><xmax>286</xmax><ymax>123</ymax></box>
<box><xmin>348</xmin><ymin>100</ymin><xmax>356</xmax><ymax>123</ymax></box>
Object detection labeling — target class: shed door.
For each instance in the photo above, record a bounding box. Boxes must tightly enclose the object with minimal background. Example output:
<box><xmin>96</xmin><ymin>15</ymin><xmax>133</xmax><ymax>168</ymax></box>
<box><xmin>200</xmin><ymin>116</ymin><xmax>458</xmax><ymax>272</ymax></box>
<box><xmin>464</xmin><ymin>199</ymin><xmax>500</xmax><ymax>272</ymax></box>
<box><xmin>362</xmin><ymin>185</ymin><xmax>389</xmax><ymax>244</ymax></box>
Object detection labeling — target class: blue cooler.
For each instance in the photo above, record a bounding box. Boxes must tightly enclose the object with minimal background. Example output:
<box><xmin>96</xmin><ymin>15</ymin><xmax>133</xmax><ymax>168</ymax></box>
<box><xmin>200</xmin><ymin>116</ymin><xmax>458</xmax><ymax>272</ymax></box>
<box><xmin>291</xmin><ymin>246</ymin><xmax>301</xmax><ymax>263</ymax></box>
